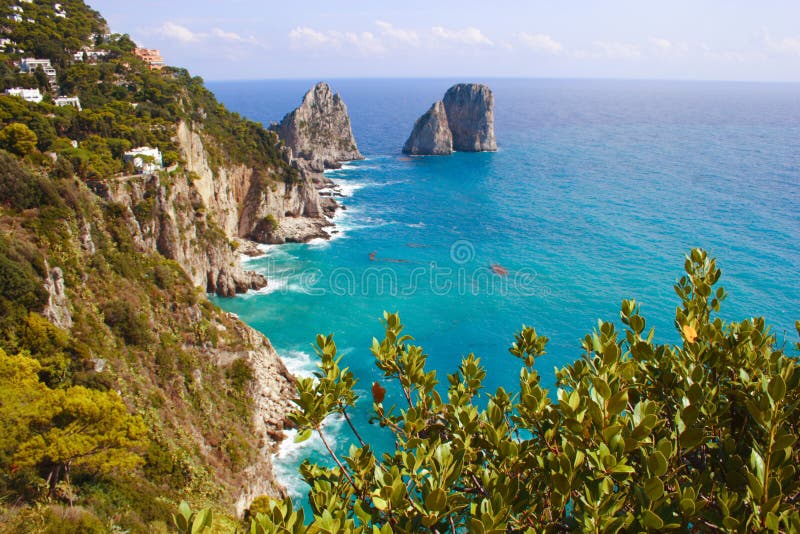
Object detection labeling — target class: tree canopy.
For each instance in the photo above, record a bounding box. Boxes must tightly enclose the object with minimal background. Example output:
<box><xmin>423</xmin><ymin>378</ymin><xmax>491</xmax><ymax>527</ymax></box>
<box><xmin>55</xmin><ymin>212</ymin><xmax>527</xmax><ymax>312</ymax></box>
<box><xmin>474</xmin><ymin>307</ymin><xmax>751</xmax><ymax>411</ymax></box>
<box><xmin>227</xmin><ymin>249</ymin><xmax>800</xmax><ymax>533</ymax></box>
<box><xmin>0</xmin><ymin>349</ymin><xmax>147</xmax><ymax>500</ymax></box>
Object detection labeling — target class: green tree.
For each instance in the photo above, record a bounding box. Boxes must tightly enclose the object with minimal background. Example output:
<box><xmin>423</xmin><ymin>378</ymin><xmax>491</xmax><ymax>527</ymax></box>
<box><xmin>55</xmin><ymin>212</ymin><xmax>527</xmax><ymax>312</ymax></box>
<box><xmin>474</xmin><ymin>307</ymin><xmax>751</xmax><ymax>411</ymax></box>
<box><xmin>0</xmin><ymin>123</ymin><xmax>38</xmax><ymax>156</ymax></box>
<box><xmin>0</xmin><ymin>349</ymin><xmax>148</xmax><ymax>500</ymax></box>
<box><xmin>245</xmin><ymin>249</ymin><xmax>800</xmax><ymax>532</ymax></box>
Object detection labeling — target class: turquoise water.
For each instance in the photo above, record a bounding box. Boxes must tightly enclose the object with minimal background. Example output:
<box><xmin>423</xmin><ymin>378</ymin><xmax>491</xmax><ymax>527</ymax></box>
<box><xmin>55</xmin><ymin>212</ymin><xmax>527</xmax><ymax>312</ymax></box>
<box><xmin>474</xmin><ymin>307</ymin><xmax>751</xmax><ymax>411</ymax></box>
<box><xmin>208</xmin><ymin>79</ymin><xmax>800</xmax><ymax>498</ymax></box>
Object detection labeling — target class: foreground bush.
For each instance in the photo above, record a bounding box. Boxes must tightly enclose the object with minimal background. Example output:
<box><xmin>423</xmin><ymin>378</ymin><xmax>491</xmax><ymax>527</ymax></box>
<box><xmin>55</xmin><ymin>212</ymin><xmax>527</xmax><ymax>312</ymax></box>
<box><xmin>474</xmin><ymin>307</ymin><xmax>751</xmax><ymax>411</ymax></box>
<box><xmin>184</xmin><ymin>249</ymin><xmax>800</xmax><ymax>532</ymax></box>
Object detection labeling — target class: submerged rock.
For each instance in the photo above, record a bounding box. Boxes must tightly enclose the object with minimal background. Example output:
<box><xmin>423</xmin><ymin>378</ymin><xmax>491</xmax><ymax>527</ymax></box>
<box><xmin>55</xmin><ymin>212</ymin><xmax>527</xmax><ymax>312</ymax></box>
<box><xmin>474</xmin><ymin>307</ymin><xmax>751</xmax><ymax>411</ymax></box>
<box><xmin>402</xmin><ymin>100</ymin><xmax>453</xmax><ymax>155</ymax></box>
<box><xmin>274</xmin><ymin>82</ymin><xmax>363</xmax><ymax>171</ymax></box>
<box><xmin>442</xmin><ymin>83</ymin><xmax>497</xmax><ymax>152</ymax></box>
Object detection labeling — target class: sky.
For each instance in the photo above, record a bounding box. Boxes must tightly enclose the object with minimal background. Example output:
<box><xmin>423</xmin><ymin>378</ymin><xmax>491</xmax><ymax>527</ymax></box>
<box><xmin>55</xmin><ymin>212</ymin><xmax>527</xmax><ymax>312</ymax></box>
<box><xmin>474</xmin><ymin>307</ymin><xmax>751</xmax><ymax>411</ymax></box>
<box><xmin>87</xmin><ymin>1</ymin><xmax>800</xmax><ymax>82</ymax></box>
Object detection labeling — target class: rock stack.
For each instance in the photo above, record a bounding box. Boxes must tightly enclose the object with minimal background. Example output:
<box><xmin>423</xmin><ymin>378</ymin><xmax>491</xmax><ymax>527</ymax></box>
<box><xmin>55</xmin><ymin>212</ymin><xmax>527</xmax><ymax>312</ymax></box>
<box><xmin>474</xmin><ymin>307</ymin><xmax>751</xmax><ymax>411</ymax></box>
<box><xmin>403</xmin><ymin>83</ymin><xmax>496</xmax><ymax>155</ymax></box>
<box><xmin>274</xmin><ymin>82</ymin><xmax>363</xmax><ymax>171</ymax></box>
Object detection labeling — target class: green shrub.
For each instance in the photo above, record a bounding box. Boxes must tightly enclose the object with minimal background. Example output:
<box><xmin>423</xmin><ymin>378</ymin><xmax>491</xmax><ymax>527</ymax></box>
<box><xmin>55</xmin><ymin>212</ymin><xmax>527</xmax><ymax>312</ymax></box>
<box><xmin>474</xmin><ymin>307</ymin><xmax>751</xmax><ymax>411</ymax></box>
<box><xmin>101</xmin><ymin>299</ymin><xmax>152</xmax><ymax>346</ymax></box>
<box><xmin>40</xmin><ymin>506</ymin><xmax>106</xmax><ymax>534</ymax></box>
<box><xmin>245</xmin><ymin>249</ymin><xmax>800</xmax><ymax>532</ymax></box>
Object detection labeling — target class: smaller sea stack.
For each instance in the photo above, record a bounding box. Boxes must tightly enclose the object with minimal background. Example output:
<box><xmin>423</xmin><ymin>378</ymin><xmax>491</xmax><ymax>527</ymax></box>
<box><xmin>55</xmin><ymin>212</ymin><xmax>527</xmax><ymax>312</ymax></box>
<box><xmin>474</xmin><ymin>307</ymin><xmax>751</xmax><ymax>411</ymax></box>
<box><xmin>402</xmin><ymin>101</ymin><xmax>453</xmax><ymax>155</ymax></box>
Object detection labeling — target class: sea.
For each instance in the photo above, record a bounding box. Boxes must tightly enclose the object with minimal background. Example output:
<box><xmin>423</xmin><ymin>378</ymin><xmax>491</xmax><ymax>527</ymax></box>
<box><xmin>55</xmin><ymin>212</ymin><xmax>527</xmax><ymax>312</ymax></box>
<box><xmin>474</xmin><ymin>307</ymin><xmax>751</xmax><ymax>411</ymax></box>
<box><xmin>207</xmin><ymin>78</ymin><xmax>800</xmax><ymax>501</ymax></box>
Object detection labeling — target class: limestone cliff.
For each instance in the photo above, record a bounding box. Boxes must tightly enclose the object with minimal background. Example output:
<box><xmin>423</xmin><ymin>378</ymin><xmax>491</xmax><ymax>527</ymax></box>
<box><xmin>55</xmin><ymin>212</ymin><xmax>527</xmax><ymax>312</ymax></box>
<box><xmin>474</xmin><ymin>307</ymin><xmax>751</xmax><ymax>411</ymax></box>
<box><xmin>175</xmin><ymin>121</ymin><xmax>333</xmax><ymax>246</ymax></box>
<box><xmin>274</xmin><ymin>82</ymin><xmax>363</xmax><ymax>171</ymax></box>
<box><xmin>96</xmin><ymin>121</ymin><xmax>336</xmax><ymax>297</ymax></box>
<box><xmin>402</xmin><ymin>101</ymin><xmax>453</xmax><ymax>155</ymax></box>
<box><xmin>92</xmin><ymin>172</ymin><xmax>266</xmax><ymax>297</ymax></box>
<box><xmin>442</xmin><ymin>83</ymin><xmax>497</xmax><ymax>152</ymax></box>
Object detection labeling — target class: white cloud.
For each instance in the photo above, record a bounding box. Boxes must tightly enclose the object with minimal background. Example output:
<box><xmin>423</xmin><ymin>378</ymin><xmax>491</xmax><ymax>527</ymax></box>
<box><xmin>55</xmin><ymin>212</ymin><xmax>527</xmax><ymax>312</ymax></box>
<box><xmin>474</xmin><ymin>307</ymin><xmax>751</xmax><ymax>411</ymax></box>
<box><xmin>157</xmin><ymin>22</ymin><xmax>201</xmax><ymax>43</ymax></box>
<box><xmin>344</xmin><ymin>31</ymin><xmax>385</xmax><ymax>55</ymax></box>
<box><xmin>288</xmin><ymin>26</ymin><xmax>385</xmax><ymax>55</ymax></box>
<box><xmin>151</xmin><ymin>22</ymin><xmax>263</xmax><ymax>48</ymax></box>
<box><xmin>288</xmin><ymin>27</ymin><xmax>330</xmax><ymax>47</ymax></box>
<box><xmin>431</xmin><ymin>26</ymin><xmax>493</xmax><ymax>46</ymax></box>
<box><xmin>649</xmin><ymin>37</ymin><xmax>690</xmax><ymax>58</ymax></box>
<box><xmin>575</xmin><ymin>41</ymin><xmax>643</xmax><ymax>60</ymax></box>
<box><xmin>375</xmin><ymin>20</ymin><xmax>419</xmax><ymax>46</ymax></box>
<box><xmin>764</xmin><ymin>33</ymin><xmax>800</xmax><ymax>56</ymax></box>
<box><xmin>518</xmin><ymin>32</ymin><xmax>562</xmax><ymax>54</ymax></box>
<box><xmin>650</xmin><ymin>37</ymin><xmax>672</xmax><ymax>51</ymax></box>
<box><xmin>211</xmin><ymin>28</ymin><xmax>258</xmax><ymax>44</ymax></box>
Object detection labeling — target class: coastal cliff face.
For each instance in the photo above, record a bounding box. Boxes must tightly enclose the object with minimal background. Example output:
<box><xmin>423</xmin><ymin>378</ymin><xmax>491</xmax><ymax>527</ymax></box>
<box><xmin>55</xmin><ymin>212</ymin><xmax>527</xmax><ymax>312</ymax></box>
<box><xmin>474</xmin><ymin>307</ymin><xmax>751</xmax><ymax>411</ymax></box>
<box><xmin>402</xmin><ymin>101</ymin><xmax>453</xmax><ymax>155</ymax></box>
<box><xmin>443</xmin><ymin>83</ymin><xmax>497</xmax><ymax>152</ymax></box>
<box><xmin>176</xmin><ymin>121</ymin><xmax>332</xmax><ymax>246</ymax></box>
<box><xmin>96</xmin><ymin>171</ymin><xmax>266</xmax><ymax>297</ymax></box>
<box><xmin>274</xmin><ymin>82</ymin><xmax>363</xmax><ymax>171</ymax></box>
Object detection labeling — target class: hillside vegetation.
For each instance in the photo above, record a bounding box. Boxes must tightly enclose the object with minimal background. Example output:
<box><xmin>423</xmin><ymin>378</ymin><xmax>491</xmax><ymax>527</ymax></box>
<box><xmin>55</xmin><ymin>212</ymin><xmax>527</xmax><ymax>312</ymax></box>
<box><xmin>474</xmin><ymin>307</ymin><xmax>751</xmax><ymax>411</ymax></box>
<box><xmin>0</xmin><ymin>1</ymin><xmax>296</xmax><ymax>531</ymax></box>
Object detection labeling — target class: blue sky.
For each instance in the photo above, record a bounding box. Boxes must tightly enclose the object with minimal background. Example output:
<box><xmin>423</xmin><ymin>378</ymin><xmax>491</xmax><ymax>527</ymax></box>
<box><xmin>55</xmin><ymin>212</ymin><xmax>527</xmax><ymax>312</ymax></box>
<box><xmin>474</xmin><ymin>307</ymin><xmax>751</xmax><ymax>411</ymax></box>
<box><xmin>88</xmin><ymin>1</ymin><xmax>800</xmax><ymax>82</ymax></box>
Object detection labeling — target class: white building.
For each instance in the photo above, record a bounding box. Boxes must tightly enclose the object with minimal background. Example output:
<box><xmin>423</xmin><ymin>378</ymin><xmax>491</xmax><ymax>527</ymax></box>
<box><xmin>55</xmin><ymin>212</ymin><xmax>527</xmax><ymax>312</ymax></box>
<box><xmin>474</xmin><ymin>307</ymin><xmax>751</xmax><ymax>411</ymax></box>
<box><xmin>20</xmin><ymin>58</ymin><xmax>57</xmax><ymax>78</ymax></box>
<box><xmin>54</xmin><ymin>96</ymin><xmax>81</xmax><ymax>111</ymax></box>
<box><xmin>72</xmin><ymin>48</ymin><xmax>108</xmax><ymax>62</ymax></box>
<box><xmin>5</xmin><ymin>87</ymin><xmax>43</xmax><ymax>103</ymax></box>
<box><xmin>124</xmin><ymin>147</ymin><xmax>163</xmax><ymax>174</ymax></box>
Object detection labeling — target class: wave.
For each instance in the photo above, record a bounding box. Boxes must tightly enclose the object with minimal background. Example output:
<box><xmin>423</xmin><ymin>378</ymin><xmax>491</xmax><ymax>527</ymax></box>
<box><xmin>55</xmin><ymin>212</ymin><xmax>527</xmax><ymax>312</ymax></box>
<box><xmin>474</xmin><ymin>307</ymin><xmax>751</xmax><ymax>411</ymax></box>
<box><xmin>239</xmin><ymin>243</ymin><xmax>274</xmax><ymax>263</ymax></box>
<box><xmin>272</xmin><ymin>414</ymin><xmax>345</xmax><ymax>499</ymax></box>
<box><xmin>280</xmin><ymin>349</ymin><xmax>318</xmax><ymax>378</ymax></box>
<box><xmin>245</xmin><ymin>278</ymin><xmax>289</xmax><ymax>296</ymax></box>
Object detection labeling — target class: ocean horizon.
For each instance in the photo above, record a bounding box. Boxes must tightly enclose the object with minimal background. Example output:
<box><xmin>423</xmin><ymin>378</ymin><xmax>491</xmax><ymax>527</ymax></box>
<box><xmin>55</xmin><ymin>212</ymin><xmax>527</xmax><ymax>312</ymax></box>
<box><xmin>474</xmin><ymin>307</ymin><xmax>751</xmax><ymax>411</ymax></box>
<box><xmin>208</xmin><ymin>77</ymin><xmax>800</xmax><ymax>501</ymax></box>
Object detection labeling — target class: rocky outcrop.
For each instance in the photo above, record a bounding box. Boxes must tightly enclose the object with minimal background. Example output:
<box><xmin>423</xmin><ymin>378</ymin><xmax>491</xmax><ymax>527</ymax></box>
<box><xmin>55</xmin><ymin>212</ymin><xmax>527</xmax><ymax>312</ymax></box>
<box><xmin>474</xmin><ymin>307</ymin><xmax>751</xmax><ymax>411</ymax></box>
<box><xmin>443</xmin><ymin>83</ymin><xmax>496</xmax><ymax>152</ymax></box>
<box><xmin>402</xmin><ymin>101</ymin><xmax>453</xmax><ymax>155</ymax></box>
<box><xmin>403</xmin><ymin>83</ymin><xmax>497</xmax><ymax>155</ymax></box>
<box><xmin>98</xmin><ymin>172</ymin><xmax>264</xmax><ymax>296</ymax></box>
<box><xmin>205</xmin><ymin>317</ymin><xmax>296</xmax><ymax>516</ymax></box>
<box><xmin>274</xmin><ymin>82</ymin><xmax>363</xmax><ymax>171</ymax></box>
<box><xmin>42</xmin><ymin>263</ymin><xmax>72</xmax><ymax>330</ymax></box>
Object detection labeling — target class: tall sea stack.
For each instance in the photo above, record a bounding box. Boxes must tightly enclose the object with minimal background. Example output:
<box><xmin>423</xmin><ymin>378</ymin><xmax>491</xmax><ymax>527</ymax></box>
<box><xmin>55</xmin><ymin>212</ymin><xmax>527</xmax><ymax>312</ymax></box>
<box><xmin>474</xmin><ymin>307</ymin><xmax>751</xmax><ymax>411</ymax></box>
<box><xmin>442</xmin><ymin>83</ymin><xmax>496</xmax><ymax>152</ymax></box>
<box><xmin>274</xmin><ymin>82</ymin><xmax>363</xmax><ymax>171</ymax></box>
<box><xmin>403</xmin><ymin>83</ymin><xmax>496</xmax><ymax>155</ymax></box>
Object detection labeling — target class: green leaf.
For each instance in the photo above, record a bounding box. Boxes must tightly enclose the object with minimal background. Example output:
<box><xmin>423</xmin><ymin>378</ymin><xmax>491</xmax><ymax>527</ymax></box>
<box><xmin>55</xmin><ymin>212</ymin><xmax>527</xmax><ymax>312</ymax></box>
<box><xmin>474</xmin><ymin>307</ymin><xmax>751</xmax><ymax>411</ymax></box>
<box><xmin>647</xmin><ymin>451</ymin><xmax>668</xmax><ymax>477</ymax></box>
<box><xmin>552</xmin><ymin>473</ymin><xmax>570</xmax><ymax>495</ymax></box>
<box><xmin>592</xmin><ymin>377</ymin><xmax>611</xmax><ymax>400</ymax></box>
<box><xmin>642</xmin><ymin>510</ymin><xmax>664</xmax><ymax>529</ymax></box>
<box><xmin>191</xmin><ymin>509</ymin><xmax>212</xmax><ymax>534</ymax></box>
<box><xmin>372</xmin><ymin>496</ymin><xmax>388</xmax><ymax>511</ymax></box>
<box><xmin>644</xmin><ymin>478</ymin><xmax>664</xmax><ymax>501</ymax></box>
<box><xmin>607</xmin><ymin>389</ymin><xmax>628</xmax><ymax>414</ymax></box>
<box><xmin>679</xmin><ymin>427</ymin><xmax>705</xmax><ymax>449</ymax></box>
<box><xmin>722</xmin><ymin>516</ymin><xmax>740</xmax><ymax>529</ymax></box>
<box><xmin>768</xmin><ymin>375</ymin><xmax>786</xmax><ymax>403</ymax></box>
<box><xmin>750</xmin><ymin>449</ymin><xmax>766</xmax><ymax>480</ymax></box>
<box><xmin>294</xmin><ymin>429</ymin><xmax>312</xmax><ymax>443</ymax></box>
<box><xmin>424</xmin><ymin>488</ymin><xmax>447</xmax><ymax>512</ymax></box>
